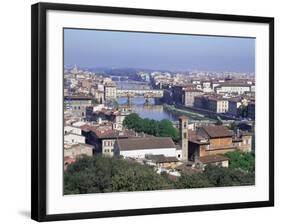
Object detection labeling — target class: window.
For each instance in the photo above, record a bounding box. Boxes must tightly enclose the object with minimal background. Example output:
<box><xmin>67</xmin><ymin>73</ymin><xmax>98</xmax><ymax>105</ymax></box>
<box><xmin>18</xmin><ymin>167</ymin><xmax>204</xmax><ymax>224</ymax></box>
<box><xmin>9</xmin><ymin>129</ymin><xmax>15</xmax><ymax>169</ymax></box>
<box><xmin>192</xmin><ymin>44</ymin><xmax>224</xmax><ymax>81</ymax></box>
<box><xmin>183</xmin><ymin>133</ymin><xmax>187</xmax><ymax>139</ymax></box>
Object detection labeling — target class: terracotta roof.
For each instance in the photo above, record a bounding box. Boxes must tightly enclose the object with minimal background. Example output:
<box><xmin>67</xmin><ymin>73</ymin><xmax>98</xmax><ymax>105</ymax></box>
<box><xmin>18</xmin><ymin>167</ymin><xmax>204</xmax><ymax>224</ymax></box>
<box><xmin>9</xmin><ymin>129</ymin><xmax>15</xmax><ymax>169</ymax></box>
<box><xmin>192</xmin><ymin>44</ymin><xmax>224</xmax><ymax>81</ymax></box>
<box><xmin>188</xmin><ymin>130</ymin><xmax>209</xmax><ymax>145</ymax></box>
<box><xmin>94</xmin><ymin>129</ymin><xmax>132</xmax><ymax>139</ymax></box>
<box><xmin>117</xmin><ymin>137</ymin><xmax>175</xmax><ymax>151</ymax></box>
<box><xmin>201</xmin><ymin>126</ymin><xmax>233</xmax><ymax>138</ymax></box>
<box><xmin>199</xmin><ymin>155</ymin><xmax>229</xmax><ymax>164</ymax></box>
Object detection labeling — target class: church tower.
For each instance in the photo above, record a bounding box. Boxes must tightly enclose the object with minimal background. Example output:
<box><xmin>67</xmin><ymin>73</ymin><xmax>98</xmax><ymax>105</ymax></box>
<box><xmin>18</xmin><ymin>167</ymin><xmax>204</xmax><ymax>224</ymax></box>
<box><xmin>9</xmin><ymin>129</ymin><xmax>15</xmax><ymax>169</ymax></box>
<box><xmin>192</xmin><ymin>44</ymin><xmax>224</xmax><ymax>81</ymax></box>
<box><xmin>179</xmin><ymin>115</ymin><xmax>189</xmax><ymax>161</ymax></box>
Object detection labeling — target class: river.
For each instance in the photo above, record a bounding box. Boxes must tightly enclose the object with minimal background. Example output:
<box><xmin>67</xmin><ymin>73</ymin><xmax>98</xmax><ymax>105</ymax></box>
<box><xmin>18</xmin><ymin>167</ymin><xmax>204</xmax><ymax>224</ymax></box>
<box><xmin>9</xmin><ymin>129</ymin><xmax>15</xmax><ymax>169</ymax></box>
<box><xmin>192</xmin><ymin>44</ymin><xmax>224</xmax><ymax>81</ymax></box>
<box><xmin>115</xmin><ymin>81</ymin><xmax>211</xmax><ymax>122</ymax></box>
<box><xmin>116</xmin><ymin>97</ymin><xmax>178</xmax><ymax>121</ymax></box>
<box><xmin>116</xmin><ymin>81</ymin><xmax>177</xmax><ymax>121</ymax></box>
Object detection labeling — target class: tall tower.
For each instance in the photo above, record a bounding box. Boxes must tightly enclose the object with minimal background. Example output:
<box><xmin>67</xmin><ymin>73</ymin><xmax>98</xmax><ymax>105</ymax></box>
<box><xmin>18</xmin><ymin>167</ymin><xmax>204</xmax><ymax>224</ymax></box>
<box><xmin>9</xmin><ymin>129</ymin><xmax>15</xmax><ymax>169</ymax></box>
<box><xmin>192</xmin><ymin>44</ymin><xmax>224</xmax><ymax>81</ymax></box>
<box><xmin>179</xmin><ymin>115</ymin><xmax>189</xmax><ymax>161</ymax></box>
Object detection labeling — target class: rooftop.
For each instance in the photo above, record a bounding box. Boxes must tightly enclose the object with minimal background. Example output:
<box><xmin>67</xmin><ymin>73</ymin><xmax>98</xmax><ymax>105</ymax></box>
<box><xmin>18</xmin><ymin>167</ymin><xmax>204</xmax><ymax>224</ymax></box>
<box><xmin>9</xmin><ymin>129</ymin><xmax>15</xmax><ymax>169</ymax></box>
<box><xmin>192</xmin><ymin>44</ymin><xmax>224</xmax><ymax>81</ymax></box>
<box><xmin>117</xmin><ymin>137</ymin><xmax>176</xmax><ymax>151</ymax></box>
<box><xmin>199</xmin><ymin>155</ymin><xmax>229</xmax><ymax>164</ymax></box>
<box><xmin>201</xmin><ymin>125</ymin><xmax>233</xmax><ymax>138</ymax></box>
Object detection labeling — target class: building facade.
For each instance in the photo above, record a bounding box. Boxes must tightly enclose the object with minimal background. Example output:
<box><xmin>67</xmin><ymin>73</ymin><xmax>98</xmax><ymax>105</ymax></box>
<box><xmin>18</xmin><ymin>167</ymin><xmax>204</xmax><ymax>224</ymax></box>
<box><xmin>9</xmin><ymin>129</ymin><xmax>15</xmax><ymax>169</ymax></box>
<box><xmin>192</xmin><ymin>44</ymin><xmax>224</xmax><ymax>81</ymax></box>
<box><xmin>64</xmin><ymin>95</ymin><xmax>92</xmax><ymax>118</ymax></box>
<box><xmin>104</xmin><ymin>82</ymin><xmax>117</xmax><ymax>100</ymax></box>
<box><xmin>183</xmin><ymin>89</ymin><xmax>203</xmax><ymax>106</ymax></box>
<box><xmin>115</xmin><ymin>137</ymin><xmax>180</xmax><ymax>159</ymax></box>
<box><xmin>215</xmin><ymin>83</ymin><xmax>251</xmax><ymax>94</ymax></box>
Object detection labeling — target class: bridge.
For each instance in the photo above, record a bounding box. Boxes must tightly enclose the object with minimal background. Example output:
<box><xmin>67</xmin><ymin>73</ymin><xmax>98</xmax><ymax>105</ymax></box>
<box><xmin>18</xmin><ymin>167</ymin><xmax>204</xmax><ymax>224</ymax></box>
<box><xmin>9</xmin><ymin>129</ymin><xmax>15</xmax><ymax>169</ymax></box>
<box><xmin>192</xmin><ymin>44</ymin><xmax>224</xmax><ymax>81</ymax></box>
<box><xmin>116</xmin><ymin>89</ymin><xmax>163</xmax><ymax>98</ymax></box>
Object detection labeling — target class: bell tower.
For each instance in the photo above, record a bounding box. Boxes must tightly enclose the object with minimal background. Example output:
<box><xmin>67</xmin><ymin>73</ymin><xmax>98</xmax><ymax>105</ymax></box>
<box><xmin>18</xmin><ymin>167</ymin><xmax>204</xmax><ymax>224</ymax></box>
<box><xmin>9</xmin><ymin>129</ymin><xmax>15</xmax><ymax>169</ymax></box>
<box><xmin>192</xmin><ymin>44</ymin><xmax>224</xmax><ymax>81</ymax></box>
<box><xmin>179</xmin><ymin>115</ymin><xmax>189</xmax><ymax>161</ymax></box>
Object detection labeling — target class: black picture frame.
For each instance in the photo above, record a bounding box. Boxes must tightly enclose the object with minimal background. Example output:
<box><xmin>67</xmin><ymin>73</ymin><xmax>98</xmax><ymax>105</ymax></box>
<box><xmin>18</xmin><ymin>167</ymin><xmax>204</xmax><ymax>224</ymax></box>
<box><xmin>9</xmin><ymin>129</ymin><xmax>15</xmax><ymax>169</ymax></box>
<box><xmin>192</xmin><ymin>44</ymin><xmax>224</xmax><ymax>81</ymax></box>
<box><xmin>31</xmin><ymin>2</ymin><xmax>274</xmax><ymax>222</ymax></box>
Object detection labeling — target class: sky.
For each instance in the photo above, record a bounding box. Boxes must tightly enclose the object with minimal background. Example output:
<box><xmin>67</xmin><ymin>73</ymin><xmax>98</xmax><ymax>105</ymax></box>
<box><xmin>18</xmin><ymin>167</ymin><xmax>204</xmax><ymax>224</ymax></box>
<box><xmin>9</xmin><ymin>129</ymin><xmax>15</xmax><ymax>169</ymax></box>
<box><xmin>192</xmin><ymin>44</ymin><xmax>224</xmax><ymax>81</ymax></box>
<box><xmin>64</xmin><ymin>28</ymin><xmax>255</xmax><ymax>73</ymax></box>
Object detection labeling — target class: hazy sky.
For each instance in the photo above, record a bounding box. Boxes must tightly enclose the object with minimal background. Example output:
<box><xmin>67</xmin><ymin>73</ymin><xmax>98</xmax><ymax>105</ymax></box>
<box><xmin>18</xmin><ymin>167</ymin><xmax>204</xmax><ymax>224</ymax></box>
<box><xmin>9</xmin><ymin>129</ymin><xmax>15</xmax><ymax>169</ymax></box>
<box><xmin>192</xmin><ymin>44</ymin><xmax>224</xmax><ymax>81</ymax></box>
<box><xmin>64</xmin><ymin>28</ymin><xmax>255</xmax><ymax>72</ymax></box>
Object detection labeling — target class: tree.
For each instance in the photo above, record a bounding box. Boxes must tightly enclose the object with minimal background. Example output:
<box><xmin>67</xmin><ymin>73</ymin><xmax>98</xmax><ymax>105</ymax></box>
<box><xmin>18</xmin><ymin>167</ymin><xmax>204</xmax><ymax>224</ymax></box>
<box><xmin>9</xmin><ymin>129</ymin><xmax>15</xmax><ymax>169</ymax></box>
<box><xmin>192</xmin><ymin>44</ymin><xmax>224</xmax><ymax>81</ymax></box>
<box><xmin>225</xmin><ymin>151</ymin><xmax>255</xmax><ymax>172</ymax></box>
<box><xmin>123</xmin><ymin>113</ymin><xmax>179</xmax><ymax>141</ymax></box>
<box><xmin>203</xmin><ymin>165</ymin><xmax>254</xmax><ymax>187</ymax></box>
<box><xmin>64</xmin><ymin>156</ymin><xmax>174</xmax><ymax>194</ymax></box>
<box><xmin>176</xmin><ymin>173</ymin><xmax>213</xmax><ymax>188</ymax></box>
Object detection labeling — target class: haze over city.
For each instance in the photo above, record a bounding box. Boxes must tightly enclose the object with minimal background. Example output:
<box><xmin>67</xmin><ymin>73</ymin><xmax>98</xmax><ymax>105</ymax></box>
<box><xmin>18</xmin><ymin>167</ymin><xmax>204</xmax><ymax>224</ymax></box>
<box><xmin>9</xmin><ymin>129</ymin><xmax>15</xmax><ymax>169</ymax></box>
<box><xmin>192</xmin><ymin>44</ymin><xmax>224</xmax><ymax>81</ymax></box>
<box><xmin>64</xmin><ymin>28</ymin><xmax>255</xmax><ymax>73</ymax></box>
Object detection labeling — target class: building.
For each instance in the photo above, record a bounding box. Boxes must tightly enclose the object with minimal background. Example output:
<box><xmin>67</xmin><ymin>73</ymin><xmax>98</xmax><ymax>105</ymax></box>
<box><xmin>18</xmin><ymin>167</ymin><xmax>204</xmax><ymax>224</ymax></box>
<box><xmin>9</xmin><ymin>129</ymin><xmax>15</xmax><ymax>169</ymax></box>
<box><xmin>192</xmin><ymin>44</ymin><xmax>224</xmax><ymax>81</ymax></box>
<box><xmin>197</xmin><ymin>155</ymin><xmax>229</xmax><ymax>168</ymax></box>
<box><xmin>64</xmin><ymin>95</ymin><xmax>92</xmax><ymax>118</ymax></box>
<box><xmin>145</xmin><ymin>154</ymin><xmax>182</xmax><ymax>169</ymax></box>
<box><xmin>228</xmin><ymin>98</ymin><xmax>242</xmax><ymax>117</ymax></box>
<box><xmin>64</xmin><ymin>125</ymin><xmax>86</xmax><ymax>144</ymax></box>
<box><xmin>81</xmin><ymin>124</ymin><xmax>135</xmax><ymax>157</ymax></box>
<box><xmin>64</xmin><ymin>125</ymin><xmax>83</xmax><ymax>135</ymax></box>
<box><xmin>81</xmin><ymin>79</ymin><xmax>93</xmax><ymax>89</ymax></box>
<box><xmin>179</xmin><ymin>116</ymin><xmax>189</xmax><ymax>161</ymax></box>
<box><xmin>188</xmin><ymin>125</ymin><xmax>252</xmax><ymax>161</ymax></box>
<box><xmin>114</xmin><ymin>137</ymin><xmax>180</xmax><ymax>159</ymax></box>
<box><xmin>86</xmin><ymin>107</ymin><xmax>127</xmax><ymax>131</ymax></box>
<box><xmin>188</xmin><ymin>125</ymin><xmax>236</xmax><ymax>160</ymax></box>
<box><xmin>202</xmin><ymin>80</ymin><xmax>212</xmax><ymax>92</ymax></box>
<box><xmin>91</xmin><ymin>84</ymin><xmax>105</xmax><ymax>104</ymax></box>
<box><xmin>228</xmin><ymin>97</ymin><xmax>249</xmax><ymax>117</ymax></box>
<box><xmin>248</xmin><ymin>101</ymin><xmax>255</xmax><ymax>120</ymax></box>
<box><xmin>234</xmin><ymin>130</ymin><xmax>253</xmax><ymax>153</ymax></box>
<box><xmin>194</xmin><ymin>95</ymin><xmax>209</xmax><ymax>110</ymax></box>
<box><xmin>183</xmin><ymin>88</ymin><xmax>203</xmax><ymax>106</ymax></box>
<box><xmin>172</xmin><ymin>85</ymin><xmax>184</xmax><ymax>105</ymax></box>
<box><xmin>64</xmin><ymin>143</ymin><xmax>94</xmax><ymax>158</ymax></box>
<box><xmin>64</xmin><ymin>133</ymin><xmax>85</xmax><ymax>144</ymax></box>
<box><xmin>215</xmin><ymin>83</ymin><xmax>251</xmax><ymax>94</ymax></box>
<box><xmin>104</xmin><ymin>82</ymin><xmax>117</xmax><ymax>100</ymax></box>
<box><xmin>208</xmin><ymin>96</ymin><xmax>229</xmax><ymax>113</ymax></box>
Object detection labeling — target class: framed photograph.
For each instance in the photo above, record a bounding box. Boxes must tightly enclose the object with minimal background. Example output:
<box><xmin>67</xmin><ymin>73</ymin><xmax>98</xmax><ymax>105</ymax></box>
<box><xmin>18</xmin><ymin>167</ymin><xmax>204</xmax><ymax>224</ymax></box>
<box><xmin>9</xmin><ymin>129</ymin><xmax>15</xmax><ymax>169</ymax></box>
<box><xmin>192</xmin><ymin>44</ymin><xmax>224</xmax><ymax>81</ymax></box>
<box><xmin>31</xmin><ymin>2</ymin><xmax>274</xmax><ymax>222</ymax></box>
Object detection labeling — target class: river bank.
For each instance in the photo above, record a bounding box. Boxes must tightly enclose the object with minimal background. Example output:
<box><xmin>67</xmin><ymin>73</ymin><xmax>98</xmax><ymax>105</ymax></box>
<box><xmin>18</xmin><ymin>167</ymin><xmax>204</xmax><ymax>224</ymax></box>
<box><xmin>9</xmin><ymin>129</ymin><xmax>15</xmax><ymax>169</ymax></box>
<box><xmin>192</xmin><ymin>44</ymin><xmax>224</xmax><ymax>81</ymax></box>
<box><xmin>163</xmin><ymin>104</ymin><xmax>215</xmax><ymax>121</ymax></box>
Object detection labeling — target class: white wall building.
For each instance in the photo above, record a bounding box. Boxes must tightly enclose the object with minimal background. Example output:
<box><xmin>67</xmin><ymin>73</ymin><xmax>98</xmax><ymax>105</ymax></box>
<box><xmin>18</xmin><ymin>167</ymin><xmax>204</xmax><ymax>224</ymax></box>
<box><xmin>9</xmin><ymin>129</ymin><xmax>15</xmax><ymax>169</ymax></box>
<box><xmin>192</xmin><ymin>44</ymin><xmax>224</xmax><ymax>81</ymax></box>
<box><xmin>64</xmin><ymin>133</ymin><xmax>85</xmax><ymax>144</ymax></box>
<box><xmin>64</xmin><ymin>125</ymin><xmax>82</xmax><ymax>135</ymax></box>
<box><xmin>115</xmin><ymin>137</ymin><xmax>180</xmax><ymax>159</ymax></box>
<box><xmin>215</xmin><ymin>84</ymin><xmax>251</xmax><ymax>94</ymax></box>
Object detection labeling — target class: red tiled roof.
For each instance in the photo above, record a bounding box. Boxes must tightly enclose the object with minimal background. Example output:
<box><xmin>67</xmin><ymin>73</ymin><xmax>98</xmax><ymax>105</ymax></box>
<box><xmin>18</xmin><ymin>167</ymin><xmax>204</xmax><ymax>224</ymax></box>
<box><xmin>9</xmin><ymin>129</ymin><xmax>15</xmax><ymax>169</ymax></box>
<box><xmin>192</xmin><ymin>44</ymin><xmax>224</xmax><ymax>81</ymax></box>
<box><xmin>201</xmin><ymin>126</ymin><xmax>233</xmax><ymax>138</ymax></box>
<box><xmin>117</xmin><ymin>137</ymin><xmax>175</xmax><ymax>151</ymax></box>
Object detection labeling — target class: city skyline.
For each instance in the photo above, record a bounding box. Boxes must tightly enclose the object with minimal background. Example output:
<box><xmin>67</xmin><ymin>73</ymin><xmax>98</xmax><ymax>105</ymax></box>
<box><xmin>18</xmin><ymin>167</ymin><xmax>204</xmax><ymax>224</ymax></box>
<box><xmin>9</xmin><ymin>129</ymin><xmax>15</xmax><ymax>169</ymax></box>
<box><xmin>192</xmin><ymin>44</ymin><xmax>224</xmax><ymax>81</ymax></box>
<box><xmin>64</xmin><ymin>28</ymin><xmax>255</xmax><ymax>73</ymax></box>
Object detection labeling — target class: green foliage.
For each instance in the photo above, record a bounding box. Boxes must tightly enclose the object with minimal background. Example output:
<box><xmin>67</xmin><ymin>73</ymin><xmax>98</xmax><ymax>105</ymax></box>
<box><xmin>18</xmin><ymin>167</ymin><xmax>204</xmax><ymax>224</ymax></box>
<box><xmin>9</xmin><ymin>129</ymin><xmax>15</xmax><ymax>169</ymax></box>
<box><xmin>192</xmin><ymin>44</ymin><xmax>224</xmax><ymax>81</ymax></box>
<box><xmin>176</xmin><ymin>173</ymin><xmax>213</xmax><ymax>188</ymax></box>
<box><xmin>203</xmin><ymin>165</ymin><xmax>254</xmax><ymax>186</ymax></box>
<box><xmin>64</xmin><ymin>153</ymin><xmax>255</xmax><ymax>194</ymax></box>
<box><xmin>177</xmin><ymin>165</ymin><xmax>255</xmax><ymax>189</ymax></box>
<box><xmin>64</xmin><ymin>156</ymin><xmax>174</xmax><ymax>195</ymax></box>
<box><xmin>123</xmin><ymin>113</ymin><xmax>179</xmax><ymax>141</ymax></box>
<box><xmin>225</xmin><ymin>151</ymin><xmax>255</xmax><ymax>172</ymax></box>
